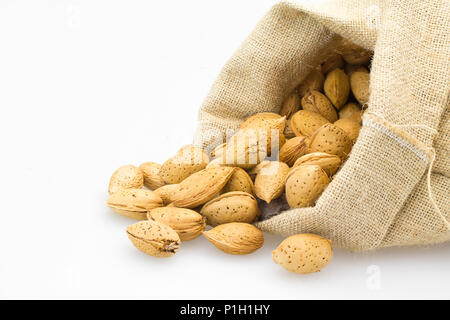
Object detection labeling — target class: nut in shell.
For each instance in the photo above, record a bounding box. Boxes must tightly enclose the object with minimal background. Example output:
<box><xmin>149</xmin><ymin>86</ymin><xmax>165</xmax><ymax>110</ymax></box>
<box><xmin>286</xmin><ymin>165</ymin><xmax>330</xmax><ymax>209</ymax></box>
<box><xmin>334</xmin><ymin>118</ymin><xmax>361</xmax><ymax>143</ymax></box>
<box><xmin>200</xmin><ymin>191</ymin><xmax>260</xmax><ymax>226</ymax></box>
<box><xmin>280</xmin><ymin>92</ymin><xmax>301</xmax><ymax>119</ymax></box>
<box><xmin>108</xmin><ymin>165</ymin><xmax>144</xmax><ymax>195</ymax></box>
<box><xmin>126</xmin><ymin>220</ymin><xmax>180</xmax><ymax>258</ymax></box>
<box><xmin>279</xmin><ymin>136</ymin><xmax>310</xmax><ymax>167</ymax></box>
<box><xmin>203</xmin><ymin>223</ymin><xmax>264</xmax><ymax>255</ymax></box>
<box><xmin>222</xmin><ymin>167</ymin><xmax>254</xmax><ymax>195</ymax></box>
<box><xmin>350</xmin><ymin>68</ymin><xmax>370</xmax><ymax>106</ymax></box>
<box><xmin>301</xmin><ymin>90</ymin><xmax>338</xmax><ymax>123</ymax></box>
<box><xmin>153</xmin><ymin>184</ymin><xmax>179</xmax><ymax>205</ymax></box>
<box><xmin>159</xmin><ymin>145</ymin><xmax>210</xmax><ymax>184</ymax></box>
<box><xmin>321</xmin><ymin>53</ymin><xmax>344</xmax><ymax>74</ymax></box>
<box><xmin>272</xmin><ymin>234</ymin><xmax>333</xmax><ymax>274</ymax></box>
<box><xmin>339</xmin><ymin>102</ymin><xmax>363</xmax><ymax>124</ymax></box>
<box><xmin>309</xmin><ymin>123</ymin><xmax>353</xmax><ymax>159</ymax></box>
<box><xmin>324</xmin><ymin>68</ymin><xmax>350</xmax><ymax>109</ymax></box>
<box><xmin>290</xmin><ymin>110</ymin><xmax>330</xmax><ymax>137</ymax></box>
<box><xmin>148</xmin><ymin>207</ymin><xmax>206</xmax><ymax>241</ymax></box>
<box><xmin>254</xmin><ymin>161</ymin><xmax>290</xmax><ymax>204</ymax></box>
<box><xmin>106</xmin><ymin>188</ymin><xmax>163</xmax><ymax>220</ymax></box>
<box><xmin>139</xmin><ymin>162</ymin><xmax>165</xmax><ymax>190</ymax></box>
<box><xmin>171</xmin><ymin>166</ymin><xmax>235</xmax><ymax>208</ymax></box>
<box><xmin>292</xmin><ymin>152</ymin><xmax>341</xmax><ymax>177</ymax></box>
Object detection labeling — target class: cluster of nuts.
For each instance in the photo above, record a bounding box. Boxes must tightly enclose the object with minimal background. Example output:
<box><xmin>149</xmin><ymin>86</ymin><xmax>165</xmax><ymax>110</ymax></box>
<box><xmin>106</xmin><ymin>39</ymin><xmax>372</xmax><ymax>274</ymax></box>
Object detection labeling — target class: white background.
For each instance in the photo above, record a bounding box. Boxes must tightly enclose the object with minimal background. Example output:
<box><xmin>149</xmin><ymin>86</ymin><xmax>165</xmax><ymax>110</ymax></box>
<box><xmin>0</xmin><ymin>0</ymin><xmax>449</xmax><ymax>300</ymax></box>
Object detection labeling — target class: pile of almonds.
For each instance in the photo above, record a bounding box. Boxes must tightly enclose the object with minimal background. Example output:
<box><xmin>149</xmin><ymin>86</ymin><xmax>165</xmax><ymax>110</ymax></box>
<box><xmin>106</xmin><ymin>40</ymin><xmax>372</xmax><ymax>274</ymax></box>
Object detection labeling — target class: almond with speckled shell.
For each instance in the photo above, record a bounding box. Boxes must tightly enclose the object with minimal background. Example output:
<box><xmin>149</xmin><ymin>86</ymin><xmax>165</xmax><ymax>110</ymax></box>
<box><xmin>290</xmin><ymin>110</ymin><xmax>330</xmax><ymax>137</ymax></box>
<box><xmin>147</xmin><ymin>207</ymin><xmax>206</xmax><ymax>241</ymax></box>
<box><xmin>285</xmin><ymin>165</ymin><xmax>329</xmax><ymax>208</ymax></box>
<box><xmin>350</xmin><ymin>68</ymin><xmax>370</xmax><ymax>106</ymax></box>
<box><xmin>254</xmin><ymin>161</ymin><xmax>290</xmax><ymax>204</ymax></box>
<box><xmin>309</xmin><ymin>123</ymin><xmax>353</xmax><ymax>159</ymax></box>
<box><xmin>106</xmin><ymin>188</ymin><xmax>163</xmax><ymax>220</ymax></box>
<box><xmin>159</xmin><ymin>145</ymin><xmax>210</xmax><ymax>184</ymax></box>
<box><xmin>339</xmin><ymin>102</ymin><xmax>363</xmax><ymax>124</ymax></box>
<box><xmin>203</xmin><ymin>222</ymin><xmax>264</xmax><ymax>255</ymax></box>
<box><xmin>324</xmin><ymin>68</ymin><xmax>350</xmax><ymax>109</ymax></box>
<box><xmin>152</xmin><ymin>184</ymin><xmax>179</xmax><ymax>205</ymax></box>
<box><xmin>222</xmin><ymin>167</ymin><xmax>254</xmax><ymax>195</ymax></box>
<box><xmin>321</xmin><ymin>53</ymin><xmax>344</xmax><ymax>74</ymax></box>
<box><xmin>292</xmin><ymin>152</ymin><xmax>341</xmax><ymax>177</ymax></box>
<box><xmin>272</xmin><ymin>234</ymin><xmax>333</xmax><ymax>274</ymax></box>
<box><xmin>139</xmin><ymin>162</ymin><xmax>165</xmax><ymax>190</ymax></box>
<box><xmin>279</xmin><ymin>136</ymin><xmax>310</xmax><ymax>167</ymax></box>
<box><xmin>108</xmin><ymin>165</ymin><xmax>144</xmax><ymax>194</ymax></box>
<box><xmin>301</xmin><ymin>90</ymin><xmax>338</xmax><ymax>123</ymax></box>
<box><xmin>126</xmin><ymin>220</ymin><xmax>180</xmax><ymax>257</ymax></box>
<box><xmin>171</xmin><ymin>166</ymin><xmax>235</xmax><ymax>208</ymax></box>
<box><xmin>334</xmin><ymin>118</ymin><xmax>361</xmax><ymax>143</ymax></box>
<box><xmin>200</xmin><ymin>192</ymin><xmax>259</xmax><ymax>226</ymax></box>
<box><xmin>280</xmin><ymin>92</ymin><xmax>301</xmax><ymax>119</ymax></box>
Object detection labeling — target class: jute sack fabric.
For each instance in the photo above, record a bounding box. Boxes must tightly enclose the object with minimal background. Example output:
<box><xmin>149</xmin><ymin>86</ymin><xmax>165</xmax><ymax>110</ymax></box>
<box><xmin>193</xmin><ymin>0</ymin><xmax>450</xmax><ymax>251</ymax></box>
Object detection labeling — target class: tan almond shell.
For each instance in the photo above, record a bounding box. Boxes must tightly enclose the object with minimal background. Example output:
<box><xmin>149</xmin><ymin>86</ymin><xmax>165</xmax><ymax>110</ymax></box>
<box><xmin>152</xmin><ymin>184</ymin><xmax>179</xmax><ymax>205</ymax></box>
<box><xmin>203</xmin><ymin>222</ymin><xmax>264</xmax><ymax>255</ymax></box>
<box><xmin>301</xmin><ymin>90</ymin><xmax>338</xmax><ymax>123</ymax></box>
<box><xmin>297</xmin><ymin>69</ymin><xmax>324</xmax><ymax>97</ymax></box>
<box><xmin>339</xmin><ymin>102</ymin><xmax>363</xmax><ymax>124</ymax></box>
<box><xmin>280</xmin><ymin>93</ymin><xmax>301</xmax><ymax>119</ymax></box>
<box><xmin>283</xmin><ymin>118</ymin><xmax>296</xmax><ymax>139</ymax></box>
<box><xmin>334</xmin><ymin>118</ymin><xmax>361</xmax><ymax>143</ymax></box>
<box><xmin>147</xmin><ymin>207</ymin><xmax>206</xmax><ymax>241</ymax></box>
<box><xmin>126</xmin><ymin>220</ymin><xmax>180</xmax><ymax>258</ymax></box>
<box><xmin>106</xmin><ymin>188</ymin><xmax>163</xmax><ymax>220</ymax></box>
<box><xmin>324</xmin><ymin>68</ymin><xmax>350</xmax><ymax>109</ymax></box>
<box><xmin>239</xmin><ymin>113</ymin><xmax>286</xmax><ymax>157</ymax></box>
<box><xmin>292</xmin><ymin>152</ymin><xmax>342</xmax><ymax>177</ymax></box>
<box><xmin>290</xmin><ymin>110</ymin><xmax>330</xmax><ymax>137</ymax></box>
<box><xmin>309</xmin><ymin>123</ymin><xmax>353</xmax><ymax>159</ymax></box>
<box><xmin>159</xmin><ymin>145</ymin><xmax>210</xmax><ymax>184</ymax></box>
<box><xmin>139</xmin><ymin>162</ymin><xmax>165</xmax><ymax>190</ymax></box>
<box><xmin>108</xmin><ymin>165</ymin><xmax>144</xmax><ymax>195</ymax></box>
<box><xmin>279</xmin><ymin>136</ymin><xmax>310</xmax><ymax>167</ymax></box>
<box><xmin>350</xmin><ymin>69</ymin><xmax>370</xmax><ymax>106</ymax></box>
<box><xmin>216</xmin><ymin>131</ymin><xmax>268</xmax><ymax>170</ymax></box>
<box><xmin>254</xmin><ymin>161</ymin><xmax>290</xmax><ymax>204</ymax></box>
<box><xmin>337</xmin><ymin>38</ymin><xmax>373</xmax><ymax>65</ymax></box>
<box><xmin>222</xmin><ymin>167</ymin><xmax>254</xmax><ymax>195</ymax></box>
<box><xmin>200</xmin><ymin>191</ymin><xmax>260</xmax><ymax>226</ymax></box>
<box><xmin>286</xmin><ymin>165</ymin><xmax>330</xmax><ymax>209</ymax></box>
<box><xmin>272</xmin><ymin>234</ymin><xmax>333</xmax><ymax>274</ymax></box>
<box><xmin>321</xmin><ymin>53</ymin><xmax>344</xmax><ymax>74</ymax></box>
<box><xmin>171</xmin><ymin>167</ymin><xmax>235</xmax><ymax>208</ymax></box>
<box><xmin>344</xmin><ymin>64</ymin><xmax>368</xmax><ymax>76</ymax></box>
<box><xmin>210</xmin><ymin>143</ymin><xmax>226</xmax><ymax>159</ymax></box>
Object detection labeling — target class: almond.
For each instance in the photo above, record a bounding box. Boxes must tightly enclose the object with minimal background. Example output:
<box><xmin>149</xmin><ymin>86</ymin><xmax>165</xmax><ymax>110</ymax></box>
<box><xmin>350</xmin><ymin>69</ymin><xmax>370</xmax><ymax>106</ymax></box>
<box><xmin>148</xmin><ymin>207</ymin><xmax>206</xmax><ymax>241</ymax></box>
<box><xmin>203</xmin><ymin>223</ymin><xmax>264</xmax><ymax>255</ymax></box>
<box><xmin>338</xmin><ymin>39</ymin><xmax>372</xmax><ymax>65</ymax></box>
<box><xmin>344</xmin><ymin>64</ymin><xmax>368</xmax><ymax>76</ymax></box>
<box><xmin>272</xmin><ymin>234</ymin><xmax>333</xmax><ymax>274</ymax></box>
<box><xmin>279</xmin><ymin>136</ymin><xmax>310</xmax><ymax>167</ymax></box>
<box><xmin>309</xmin><ymin>123</ymin><xmax>353</xmax><ymax>159</ymax></box>
<box><xmin>126</xmin><ymin>220</ymin><xmax>180</xmax><ymax>258</ymax></box>
<box><xmin>283</xmin><ymin>119</ymin><xmax>296</xmax><ymax>139</ymax></box>
<box><xmin>210</xmin><ymin>143</ymin><xmax>226</xmax><ymax>159</ymax></box>
<box><xmin>139</xmin><ymin>162</ymin><xmax>165</xmax><ymax>190</ymax></box>
<box><xmin>324</xmin><ymin>68</ymin><xmax>350</xmax><ymax>109</ymax></box>
<box><xmin>297</xmin><ymin>69</ymin><xmax>324</xmax><ymax>97</ymax></box>
<box><xmin>106</xmin><ymin>188</ymin><xmax>163</xmax><ymax>220</ymax></box>
<box><xmin>200</xmin><ymin>192</ymin><xmax>260</xmax><ymax>226</ymax></box>
<box><xmin>290</xmin><ymin>110</ymin><xmax>330</xmax><ymax>137</ymax></box>
<box><xmin>153</xmin><ymin>184</ymin><xmax>179</xmax><ymax>205</ymax></box>
<box><xmin>301</xmin><ymin>90</ymin><xmax>338</xmax><ymax>123</ymax></box>
<box><xmin>339</xmin><ymin>102</ymin><xmax>363</xmax><ymax>124</ymax></box>
<box><xmin>285</xmin><ymin>165</ymin><xmax>329</xmax><ymax>208</ymax></box>
<box><xmin>334</xmin><ymin>118</ymin><xmax>361</xmax><ymax>143</ymax></box>
<box><xmin>321</xmin><ymin>53</ymin><xmax>344</xmax><ymax>74</ymax></box>
<box><xmin>254</xmin><ymin>161</ymin><xmax>290</xmax><ymax>203</ymax></box>
<box><xmin>292</xmin><ymin>152</ymin><xmax>341</xmax><ymax>177</ymax></box>
<box><xmin>108</xmin><ymin>165</ymin><xmax>144</xmax><ymax>195</ymax></box>
<box><xmin>159</xmin><ymin>145</ymin><xmax>210</xmax><ymax>184</ymax></box>
<box><xmin>280</xmin><ymin>92</ymin><xmax>301</xmax><ymax>119</ymax></box>
<box><xmin>222</xmin><ymin>167</ymin><xmax>254</xmax><ymax>195</ymax></box>
<box><xmin>171</xmin><ymin>167</ymin><xmax>235</xmax><ymax>208</ymax></box>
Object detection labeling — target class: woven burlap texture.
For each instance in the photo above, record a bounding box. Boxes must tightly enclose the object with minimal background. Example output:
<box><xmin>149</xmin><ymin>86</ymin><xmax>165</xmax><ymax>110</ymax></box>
<box><xmin>193</xmin><ymin>0</ymin><xmax>450</xmax><ymax>251</ymax></box>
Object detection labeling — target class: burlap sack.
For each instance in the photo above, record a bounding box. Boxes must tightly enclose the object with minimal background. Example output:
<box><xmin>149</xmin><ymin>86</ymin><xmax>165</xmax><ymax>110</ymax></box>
<box><xmin>193</xmin><ymin>0</ymin><xmax>450</xmax><ymax>251</ymax></box>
